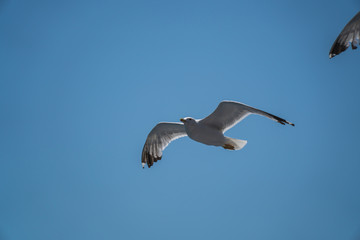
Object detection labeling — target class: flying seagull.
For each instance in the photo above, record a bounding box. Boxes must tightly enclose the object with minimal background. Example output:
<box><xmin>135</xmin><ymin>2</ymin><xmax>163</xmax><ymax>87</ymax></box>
<box><xmin>329</xmin><ymin>11</ymin><xmax>360</xmax><ymax>58</ymax></box>
<box><xmin>141</xmin><ymin>100</ymin><xmax>294</xmax><ymax>168</ymax></box>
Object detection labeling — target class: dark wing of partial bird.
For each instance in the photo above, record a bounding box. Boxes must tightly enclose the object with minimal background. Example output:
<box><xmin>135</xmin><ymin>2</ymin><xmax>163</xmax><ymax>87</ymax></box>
<box><xmin>329</xmin><ymin>11</ymin><xmax>360</xmax><ymax>58</ymax></box>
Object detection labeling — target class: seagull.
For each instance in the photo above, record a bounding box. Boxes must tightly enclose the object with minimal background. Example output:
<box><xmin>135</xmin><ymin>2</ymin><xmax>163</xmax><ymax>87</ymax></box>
<box><xmin>141</xmin><ymin>100</ymin><xmax>294</xmax><ymax>168</ymax></box>
<box><xmin>329</xmin><ymin>11</ymin><xmax>360</xmax><ymax>58</ymax></box>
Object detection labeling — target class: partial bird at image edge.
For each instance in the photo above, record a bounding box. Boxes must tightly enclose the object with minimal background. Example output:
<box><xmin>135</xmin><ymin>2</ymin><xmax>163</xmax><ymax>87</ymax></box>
<box><xmin>329</xmin><ymin>11</ymin><xmax>360</xmax><ymax>58</ymax></box>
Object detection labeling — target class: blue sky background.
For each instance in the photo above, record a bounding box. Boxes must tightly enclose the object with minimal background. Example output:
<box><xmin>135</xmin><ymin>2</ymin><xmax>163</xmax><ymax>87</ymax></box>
<box><xmin>1</xmin><ymin>1</ymin><xmax>360</xmax><ymax>239</ymax></box>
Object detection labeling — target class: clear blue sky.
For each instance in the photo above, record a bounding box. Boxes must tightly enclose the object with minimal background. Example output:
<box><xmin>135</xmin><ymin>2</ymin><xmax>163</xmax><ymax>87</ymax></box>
<box><xmin>1</xmin><ymin>1</ymin><xmax>360</xmax><ymax>239</ymax></box>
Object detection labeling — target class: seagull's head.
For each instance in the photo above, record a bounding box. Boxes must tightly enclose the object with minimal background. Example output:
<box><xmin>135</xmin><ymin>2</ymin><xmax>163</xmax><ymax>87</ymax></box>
<box><xmin>180</xmin><ymin>117</ymin><xmax>196</xmax><ymax>125</ymax></box>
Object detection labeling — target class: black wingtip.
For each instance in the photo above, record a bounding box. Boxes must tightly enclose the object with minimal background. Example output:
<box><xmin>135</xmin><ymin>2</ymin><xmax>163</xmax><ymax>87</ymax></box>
<box><xmin>141</xmin><ymin>149</ymin><xmax>162</xmax><ymax>169</ymax></box>
<box><xmin>275</xmin><ymin>117</ymin><xmax>294</xmax><ymax>127</ymax></box>
<box><xmin>267</xmin><ymin>112</ymin><xmax>294</xmax><ymax>127</ymax></box>
<box><xmin>285</xmin><ymin>120</ymin><xmax>295</xmax><ymax>127</ymax></box>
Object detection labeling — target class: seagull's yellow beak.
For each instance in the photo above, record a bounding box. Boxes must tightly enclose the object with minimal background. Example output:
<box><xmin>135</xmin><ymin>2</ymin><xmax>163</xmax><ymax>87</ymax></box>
<box><xmin>180</xmin><ymin>118</ymin><xmax>185</xmax><ymax>123</ymax></box>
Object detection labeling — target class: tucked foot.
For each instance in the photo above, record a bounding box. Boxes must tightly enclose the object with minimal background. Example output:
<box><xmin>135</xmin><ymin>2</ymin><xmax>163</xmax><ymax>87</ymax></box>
<box><xmin>223</xmin><ymin>144</ymin><xmax>235</xmax><ymax>150</ymax></box>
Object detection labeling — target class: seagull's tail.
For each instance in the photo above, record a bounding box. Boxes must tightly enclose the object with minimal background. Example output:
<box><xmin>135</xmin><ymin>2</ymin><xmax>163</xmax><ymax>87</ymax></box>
<box><xmin>225</xmin><ymin>137</ymin><xmax>247</xmax><ymax>150</ymax></box>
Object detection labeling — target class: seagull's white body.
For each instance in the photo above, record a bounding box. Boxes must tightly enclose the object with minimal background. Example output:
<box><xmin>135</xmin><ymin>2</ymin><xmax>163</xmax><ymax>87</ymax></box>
<box><xmin>141</xmin><ymin>100</ymin><xmax>294</xmax><ymax>168</ymax></box>
<box><xmin>184</xmin><ymin>120</ymin><xmax>247</xmax><ymax>150</ymax></box>
<box><xmin>185</xmin><ymin>120</ymin><xmax>226</xmax><ymax>146</ymax></box>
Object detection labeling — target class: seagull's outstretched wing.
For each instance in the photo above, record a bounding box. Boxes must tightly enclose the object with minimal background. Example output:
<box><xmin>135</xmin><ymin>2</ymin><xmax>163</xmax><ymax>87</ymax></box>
<box><xmin>199</xmin><ymin>101</ymin><xmax>294</xmax><ymax>133</ymax></box>
<box><xmin>142</xmin><ymin>122</ymin><xmax>187</xmax><ymax>168</ymax></box>
<box><xmin>329</xmin><ymin>11</ymin><xmax>360</xmax><ymax>58</ymax></box>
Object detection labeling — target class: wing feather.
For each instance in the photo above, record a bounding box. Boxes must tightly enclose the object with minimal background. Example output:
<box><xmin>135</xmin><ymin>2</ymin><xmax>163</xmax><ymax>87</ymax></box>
<box><xmin>142</xmin><ymin>122</ymin><xmax>187</xmax><ymax>168</ymax></box>
<box><xmin>329</xmin><ymin>11</ymin><xmax>360</xmax><ymax>58</ymax></box>
<box><xmin>199</xmin><ymin>101</ymin><xmax>294</xmax><ymax>133</ymax></box>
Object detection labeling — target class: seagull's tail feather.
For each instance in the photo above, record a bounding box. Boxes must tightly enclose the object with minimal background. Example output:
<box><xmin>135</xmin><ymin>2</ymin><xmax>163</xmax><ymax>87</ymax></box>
<box><xmin>225</xmin><ymin>137</ymin><xmax>247</xmax><ymax>150</ymax></box>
